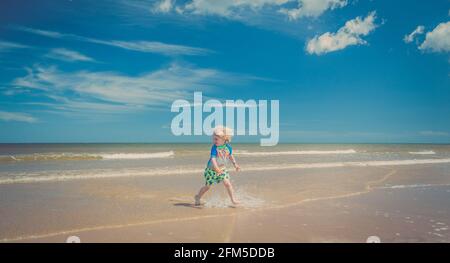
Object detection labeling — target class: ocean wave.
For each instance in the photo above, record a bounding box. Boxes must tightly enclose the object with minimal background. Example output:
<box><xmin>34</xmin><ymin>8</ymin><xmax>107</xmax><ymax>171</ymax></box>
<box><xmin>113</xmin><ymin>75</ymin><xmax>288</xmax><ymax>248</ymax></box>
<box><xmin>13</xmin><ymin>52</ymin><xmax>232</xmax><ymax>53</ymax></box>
<box><xmin>2</xmin><ymin>158</ymin><xmax>450</xmax><ymax>185</ymax></box>
<box><xmin>0</xmin><ymin>167</ymin><xmax>202</xmax><ymax>184</ymax></box>
<box><xmin>408</xmin><ymin>150</ymin><xmax>436</xmax><ymax>155</ymax></box>
<box><xmin>0</xmin><ymin>151</ymin><xmax>174</xmax><ymax>162</ymax></box>
<box><xmin>378</xmin><ymin>183</ymin><xmax>450</xmax><ymax>189</ymax></box>
<box><xmin>235</xmin><ymin>149</ymin><xmax>357</xmax><ymax>156</ymax></box>
<box><xmin>99</xmin><ymin>152</ymin><xmax>174</xmax><ymax>159</ymax></box>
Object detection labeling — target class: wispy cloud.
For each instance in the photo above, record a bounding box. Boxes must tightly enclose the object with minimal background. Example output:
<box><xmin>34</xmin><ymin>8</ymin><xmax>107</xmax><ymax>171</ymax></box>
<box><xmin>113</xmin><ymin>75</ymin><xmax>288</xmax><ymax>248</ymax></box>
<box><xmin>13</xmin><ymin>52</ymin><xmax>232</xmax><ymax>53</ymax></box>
<box><xmin>14</xmin><ymin>26</ymin><xmax>212</xmax><ymax>56</ymax></box>
<box><xmin>151</xmin><ymin>0</ymin><xmax>347</xmax><ymax>21</ymax></box>
<box><xmin>0</xmin><ymin>40</ymin><xmax>28</xmax><ymax>52</ymax></box>
<box><xmin>45</xmin><ymin>48</ymin><xmax>96</xmax><ymax>62</ymax></box>
<box><xmin>16</xmin><ymin>27</ymin><xmax>65</xmax><ymax>38</ymax></box>
<box><xmin>0</xmin><ymin>111</ymin><xmax>37</xmax><ymax>123</ymax></box>
<box><xmin>306</xmin><ymin>11</ymin><xmax>378</xmax><ymax>55</ymax></box>
<box><xmin>90</xmin><ymin>39</ymin><xmax>212</xmax><ymax>55</ymax></box>
<box><xmin>11</xmin><ymin>63</ymin><xmax>250</xmax><ymax>114</ymax></box>
<box><xmin>116</xmin><ymin>1</ymin><xmax>338</xmax><ymax>39</ymax></box>
<box><xmin>404</xmin><ymin>25</ymin><xmax>425</xmax><ymax>43</ymax></box>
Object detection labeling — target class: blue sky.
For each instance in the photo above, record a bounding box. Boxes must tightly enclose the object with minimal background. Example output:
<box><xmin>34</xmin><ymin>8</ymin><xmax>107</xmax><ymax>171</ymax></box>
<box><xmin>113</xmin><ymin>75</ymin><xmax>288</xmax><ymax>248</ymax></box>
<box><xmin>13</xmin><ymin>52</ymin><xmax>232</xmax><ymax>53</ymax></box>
<box><xmin>0</xmin><ymin>0</ymin><xmax>449</xmax><ymax>143</ymax></box>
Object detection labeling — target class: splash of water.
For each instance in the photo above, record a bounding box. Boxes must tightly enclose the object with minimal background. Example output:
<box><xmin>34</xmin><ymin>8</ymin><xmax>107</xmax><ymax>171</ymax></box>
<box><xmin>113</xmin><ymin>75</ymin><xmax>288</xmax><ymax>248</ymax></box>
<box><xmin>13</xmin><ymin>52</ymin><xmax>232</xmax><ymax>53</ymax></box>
<box><xmin>204</xmin><ymin>187</ymin><xmax>265</xmax><ymax>208</ymax></box>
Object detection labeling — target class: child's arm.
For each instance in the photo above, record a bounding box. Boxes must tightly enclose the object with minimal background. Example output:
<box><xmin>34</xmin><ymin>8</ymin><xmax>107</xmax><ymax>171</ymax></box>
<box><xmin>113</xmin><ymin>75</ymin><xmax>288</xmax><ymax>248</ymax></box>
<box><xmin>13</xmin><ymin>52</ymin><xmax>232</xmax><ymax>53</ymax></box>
<box><xmin>210</xmin><ymin>158</ymin><xmax>223</xmax><ymax>174</ymax></box>
<box><xmin>209</xmin><ymin>145</ymin><xmax>223</xmax><ymax>174</ymax></box>
<box><xmin>229</xmin><ymin>154</ymin><xmax>241</xmax><ymax>171</ymax></box>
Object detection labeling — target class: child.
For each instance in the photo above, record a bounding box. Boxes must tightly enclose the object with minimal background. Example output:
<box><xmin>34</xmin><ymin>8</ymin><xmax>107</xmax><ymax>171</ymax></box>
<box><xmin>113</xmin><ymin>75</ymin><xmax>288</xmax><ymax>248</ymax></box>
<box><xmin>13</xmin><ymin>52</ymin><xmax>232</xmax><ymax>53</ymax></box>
<box><xmin>195</xmin><ymin>126</ymin><xmax>241</xmax><ymax>206</ymax></box>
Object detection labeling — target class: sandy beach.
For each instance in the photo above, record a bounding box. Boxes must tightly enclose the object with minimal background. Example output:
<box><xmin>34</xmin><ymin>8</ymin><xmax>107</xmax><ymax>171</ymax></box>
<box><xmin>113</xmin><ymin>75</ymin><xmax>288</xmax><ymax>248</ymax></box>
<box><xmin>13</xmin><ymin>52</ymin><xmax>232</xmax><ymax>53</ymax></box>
<box><xmin>1</xmin><ymin>158</ymin><xmax>449</xmax><ymax>243</ymax></box>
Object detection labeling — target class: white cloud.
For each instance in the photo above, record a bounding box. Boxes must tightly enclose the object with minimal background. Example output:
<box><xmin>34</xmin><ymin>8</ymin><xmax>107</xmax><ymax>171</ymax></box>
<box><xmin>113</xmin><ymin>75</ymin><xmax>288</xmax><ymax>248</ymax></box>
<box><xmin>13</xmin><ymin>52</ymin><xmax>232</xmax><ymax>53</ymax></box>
<box><xmin>152</xmin><ymin>0</ymin><xmax>173</xmax><ymax>13</ymax></box>
<box><xmin>306</xmin><ymin>11</ymin><xmax>378</xmax><ymax>55</ymax></box>
<box><xmin>183</xmin><ymin>0</ymin><xmax>287</xmax><ymax>17</ymax></box>
<box><xmin>46</xmin><ymin>48</ymin><xmax>95</xmax><ymax>62</ymax></box>
<box><xmin>403</xmin><ymin>25</ymin><xmax>425</xmax><ymax>43</ymax></box>
<box><xmin>419</xmin><ymin>21</ymin><xmax>450</xmax><ymax>53</ymax></box>
<box><xmin>280</xmin><ymin>0</ymin><xmax>347</xmax><ymax>20</ymax></box>
<box><xmin>11</xmin><ymin>63</ymin><xmax>246</xmax><ymax>113</ymax></box>
<box><xmin>152</xmin><ymin>0</ymin><xmax>346</xmax><ymax>20</ymax></box>
<box><xmin>0</xmin><ymin>40</ymin><xmax>28</xmax><ymax>51</ymax></box>
<box><xmin>0</xmin><ymin>111</ymin><xmax>37</xmax><ymax>123</ymax></box>
<box><xmin>15</xmin><ymin>26</ymin><xmax>211</xmax><ymax>56</ymax></box>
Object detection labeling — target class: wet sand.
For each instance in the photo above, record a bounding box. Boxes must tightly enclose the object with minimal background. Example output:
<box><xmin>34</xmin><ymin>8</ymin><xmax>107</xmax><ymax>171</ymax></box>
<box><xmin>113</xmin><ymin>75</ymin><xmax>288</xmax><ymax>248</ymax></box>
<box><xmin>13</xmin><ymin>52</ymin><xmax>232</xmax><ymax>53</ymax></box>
<box><xmin>1</xmin><ymin>163</ymin><xmax>450</xmax><ymax>242</ymax></box>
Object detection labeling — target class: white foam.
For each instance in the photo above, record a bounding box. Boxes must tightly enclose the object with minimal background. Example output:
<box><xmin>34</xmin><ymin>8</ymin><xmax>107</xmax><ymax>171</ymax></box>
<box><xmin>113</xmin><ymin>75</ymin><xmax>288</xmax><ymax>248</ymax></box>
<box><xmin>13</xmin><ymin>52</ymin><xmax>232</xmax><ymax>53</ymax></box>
<box><xmin>0</xmin><ymin>167</ymin><xmax>202</xmax><ymax>184</ymax></box>
<box><xmin>244</xmin><ymin>158</ymin><xmax>450</xmax><ymax>171</ymax></box>
<box><xmin>204</xmin><ymin>188</ymin><xmax>265</xmax><ymax>208</ymax></box>
<box><xmin>99</xmin><ymin>151</ymin><xmax>174</xmax><ymax>160</ymax></box>
<box><xmin>235</xmin><ymin>149</ymin><xmax>357</xmax><ymax>156</ymax></box>
<box><xmin>379</xmin><ymin>183</ymin><xmax>450</xmax><ymax>189</ymax></box>
<box><xmin>408</xmin><ymin>150</ymin><xmax>436</xmax><ymax>155</ymax></box>
<box><xmin>0</xmin><ymin>151</ymin><xmax>175</xmax><ymax>162</ymax></box>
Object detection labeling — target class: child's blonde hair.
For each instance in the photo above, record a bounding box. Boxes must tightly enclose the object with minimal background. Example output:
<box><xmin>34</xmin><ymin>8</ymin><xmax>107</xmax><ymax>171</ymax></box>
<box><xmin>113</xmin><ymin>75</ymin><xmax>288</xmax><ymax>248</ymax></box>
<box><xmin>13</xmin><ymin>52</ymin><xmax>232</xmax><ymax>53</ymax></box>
<box><xmin>213</xmin><ymin>125</ymin><xmax>233</xmax><ymax>143</ymax></box>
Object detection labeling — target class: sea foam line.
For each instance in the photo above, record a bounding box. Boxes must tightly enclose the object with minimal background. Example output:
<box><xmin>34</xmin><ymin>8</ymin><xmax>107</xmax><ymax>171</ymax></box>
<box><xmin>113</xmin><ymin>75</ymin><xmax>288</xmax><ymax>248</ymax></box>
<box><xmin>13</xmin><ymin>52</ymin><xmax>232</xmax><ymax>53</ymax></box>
<box><xmin>99</xmin><ymin>151</ymin><xmax>174</xmax><ymax>159</ymax></box>
<box><xmin>408</xmin><ymin>150</ymin><xmax>436</xmax><ymax>155</ymax></box>
<box><xmin>377</xmin><ymin>183</ymin><xmax>450</xmax><ymax>189</ymax></box>
<box><xmin>0</xmin><ymin>151</ymin><xmax>174</xmax><ymax>162</ymax></box>
<box><xmin>235</xmin><ymin>149</ymin><xmax>357</xmax><ymax>156</ymax></box>
<box><xmin>0</xmin><ymin>167</ymin><xmax>202</xmax><ymax>185</ymax></box>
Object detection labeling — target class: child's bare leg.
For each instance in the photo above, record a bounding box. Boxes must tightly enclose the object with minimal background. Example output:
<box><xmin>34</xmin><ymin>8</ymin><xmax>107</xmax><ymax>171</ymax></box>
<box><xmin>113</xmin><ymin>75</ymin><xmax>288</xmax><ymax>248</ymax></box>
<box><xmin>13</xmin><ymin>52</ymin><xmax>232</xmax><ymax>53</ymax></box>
<box><xmin>223</xmin><ymin>179</ymin><xmax>240</xmax><ymax>205</ymax></box>
<box><xmin>197</xmin><ymin>185</ymin><xmax>210</xmax><ymax>198</ymax></box>
<box><xmin>195</xmin><ymin>185</ymin><xmax>210</xmax><ymax>205</ymax></box>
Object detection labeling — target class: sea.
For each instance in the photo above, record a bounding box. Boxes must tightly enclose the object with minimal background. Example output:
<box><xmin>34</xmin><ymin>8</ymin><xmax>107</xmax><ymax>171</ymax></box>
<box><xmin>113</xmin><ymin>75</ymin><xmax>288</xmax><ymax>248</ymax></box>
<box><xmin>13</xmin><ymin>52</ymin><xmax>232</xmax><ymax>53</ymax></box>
<box><xmin>1</xmin><ymin>143</ymin><xmax>450</xmax><ymax>184</ymax></box>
